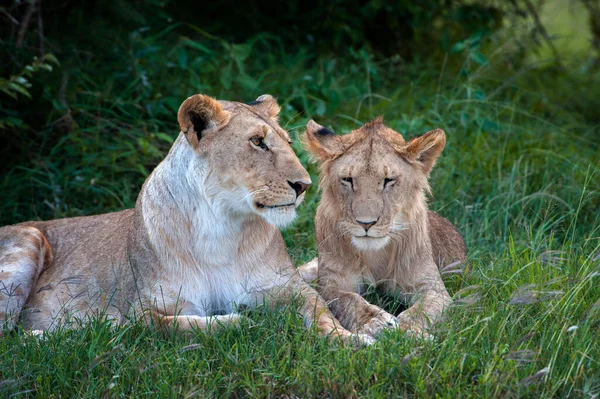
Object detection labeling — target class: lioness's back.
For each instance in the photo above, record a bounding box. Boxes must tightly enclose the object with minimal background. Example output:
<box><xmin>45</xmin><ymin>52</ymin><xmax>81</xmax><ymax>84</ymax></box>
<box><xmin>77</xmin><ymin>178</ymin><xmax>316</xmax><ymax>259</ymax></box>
<box><xmin>17</xmin><ymin>210</ymin><xmax>136</xmax><ymax>329</ymax></box>
<box><xmin>19</xmin><ymin>209</ymin><xmax>134</xmax><ymax>262</ymax></box>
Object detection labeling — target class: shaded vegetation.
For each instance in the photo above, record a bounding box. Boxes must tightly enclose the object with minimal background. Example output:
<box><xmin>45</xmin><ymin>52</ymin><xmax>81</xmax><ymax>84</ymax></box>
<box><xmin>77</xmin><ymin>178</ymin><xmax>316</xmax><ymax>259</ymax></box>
<box><xmin>1</xmin><ymin>0</ymin><xmax>599</xmax><ymax>397</ymax></box>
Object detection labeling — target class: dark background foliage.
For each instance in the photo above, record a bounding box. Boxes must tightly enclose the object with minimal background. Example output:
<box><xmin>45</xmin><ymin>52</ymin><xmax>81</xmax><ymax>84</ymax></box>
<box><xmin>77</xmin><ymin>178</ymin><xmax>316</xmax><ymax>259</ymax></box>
<box><xmin>1</xmin><ymin>0</ymin><xmax>598</xmax><ymax>226</ymax></box>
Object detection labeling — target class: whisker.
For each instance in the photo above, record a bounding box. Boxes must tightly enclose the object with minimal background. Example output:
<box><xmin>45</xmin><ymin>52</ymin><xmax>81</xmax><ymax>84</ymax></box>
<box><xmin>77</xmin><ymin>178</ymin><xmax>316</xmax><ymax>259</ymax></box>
<box><xmin>242</xmin><ymin>187</ymin><xmax>269</xmax><ymax>201</ymax></box>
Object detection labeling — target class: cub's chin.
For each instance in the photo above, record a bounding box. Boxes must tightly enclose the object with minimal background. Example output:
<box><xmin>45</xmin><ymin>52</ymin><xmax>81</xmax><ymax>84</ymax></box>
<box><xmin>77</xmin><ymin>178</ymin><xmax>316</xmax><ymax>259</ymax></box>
<box><xmin>351</xmin><ymin>235</ymin><xmax>390</xmax><ymax>251</ymax></box>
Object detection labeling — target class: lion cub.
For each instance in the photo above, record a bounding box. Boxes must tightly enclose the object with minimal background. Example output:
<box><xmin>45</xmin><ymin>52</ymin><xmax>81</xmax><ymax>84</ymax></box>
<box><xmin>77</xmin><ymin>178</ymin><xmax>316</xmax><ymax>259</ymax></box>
<box><xmin>299</xmin><ymin>117</ymin><xmax>466</xmax><ymax>338</ymax></box>
<box><xmin>0</xmin><ymin>94</ymin><xmax>371</xmax><ymax>345</ymax></box>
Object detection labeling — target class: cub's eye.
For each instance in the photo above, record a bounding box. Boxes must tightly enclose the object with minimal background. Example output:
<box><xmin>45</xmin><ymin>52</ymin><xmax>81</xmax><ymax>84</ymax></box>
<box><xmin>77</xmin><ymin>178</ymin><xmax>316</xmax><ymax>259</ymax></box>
<box><xmin>341</xmin><ymin>177</ymin><xmax>353</xmax><ymax>187</ymax></box>
<box><xmin>250</xmin><ymin>136</ymin><xmax>268</xmax><ymax>151</ymax></box>
<box><xmin>383</xmin><ymin>178</ymin><xmax>396</xmax><ymax>188</ymax></box>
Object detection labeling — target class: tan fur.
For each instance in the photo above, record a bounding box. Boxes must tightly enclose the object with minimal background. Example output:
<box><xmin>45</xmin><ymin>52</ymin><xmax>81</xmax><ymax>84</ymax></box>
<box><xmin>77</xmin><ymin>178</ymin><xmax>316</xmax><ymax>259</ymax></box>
<box><xmin>0</xmin><ymin>94</ymin><xmax>372</xmax><ymax>345</ymax></box>
<box><xmin>299</xmin><ymin>118</ymin><xmax>466</xmax><ymax>338</ymax></box>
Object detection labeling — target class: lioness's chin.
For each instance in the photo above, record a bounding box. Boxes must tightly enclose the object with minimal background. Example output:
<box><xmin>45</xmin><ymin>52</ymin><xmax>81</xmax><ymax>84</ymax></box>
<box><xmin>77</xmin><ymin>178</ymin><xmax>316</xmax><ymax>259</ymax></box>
<box><xmin>256</xmin><ymin>206</ymin><xmax>298</xmax><ymax>228</ymax></box>
<box><xmin>252</xmin><ymin>193</ymin><xmax>305</xmax><ymax>228</ymax></box>
<box><xmin>351</xmin><ymin>236</ymin><xmax>391</xmax><ymax>251</ymax></box>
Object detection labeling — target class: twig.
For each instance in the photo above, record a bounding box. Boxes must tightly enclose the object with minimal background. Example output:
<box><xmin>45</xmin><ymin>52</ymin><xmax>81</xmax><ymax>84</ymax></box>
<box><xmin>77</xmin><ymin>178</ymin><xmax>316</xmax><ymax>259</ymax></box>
<box><xmin>580</xmin><ymin>0</ymin><xmax>600</xmax><ymax>55</ymax></box>
<box><xmin>523</xmin><ymin>0</ymin><xmax>565</xmax><ymax>69</ymax></box>
<box><xmin>16</xmin><ymin>0</ymin><xmax>37</xmax><ymax>48</ymax></box>
<box><xmin>37</xmin><ymin>0</ymin><xmax>44</xmax><ymax>56</ymax></box>
<box><xmin>0</xmin><ymin>7</ymin><xmax>20</xmax><ymax>25</ymax></box>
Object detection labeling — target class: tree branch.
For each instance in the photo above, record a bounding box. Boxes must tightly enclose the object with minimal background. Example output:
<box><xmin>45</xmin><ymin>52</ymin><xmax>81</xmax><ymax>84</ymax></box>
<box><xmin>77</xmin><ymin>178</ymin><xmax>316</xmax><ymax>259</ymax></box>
<box><xmin>16</xmin><ymin>0</ymin><xmax>37</xmax><ymax>48</ymax></box>
<box><xmin>523</xmin><ymin>0</ymin><xmax>565</xmax><ymax>69</ymax></box>
<box><xmin>37</xmin><ymin>0</ymin><xmax>45</xmax><ymax>56</ymax></box>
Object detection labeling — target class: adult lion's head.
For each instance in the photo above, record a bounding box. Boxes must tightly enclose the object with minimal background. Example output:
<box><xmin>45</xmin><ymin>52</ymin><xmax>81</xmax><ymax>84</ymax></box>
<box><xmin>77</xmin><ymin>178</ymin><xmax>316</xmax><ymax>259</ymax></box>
<box><xmin>303</xmin><ymin>117</ymin><xmax>445</xmax><ymax>251</ymax></box>
<box><xmin>176</xmin><ymin>94</ymin><xmax>311</xmax><ymax>228</ymax></box>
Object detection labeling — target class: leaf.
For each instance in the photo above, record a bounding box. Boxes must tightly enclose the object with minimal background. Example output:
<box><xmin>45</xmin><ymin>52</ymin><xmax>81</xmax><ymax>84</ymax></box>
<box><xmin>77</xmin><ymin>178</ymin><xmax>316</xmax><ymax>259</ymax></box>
<box><xmin>155</xmin><ymin>133</ymin><xmax>174</xmax><ymax>144</ymax></box>
<box><xmin>230</xmin><ymin>43</ymin><xmax>251</xmax><ymax>62</ymax></box>
<box><xmin>162</xmin><ymin>97</ymin><xmax>181</xmax><ymax>113</ymax></box>
<box><xmin>137</xmin><ymin>164</ymin><xmax>149</xmax><ymax>177</ymax></box>
<box><xmin>470</xmin><ymin>51</ymin><xmax>488</xmax><ymax>66</ymax></box>
<box><xmin>181</xmin><ymin>38</ymin><xmax>213</xmax><ymax>54</ymax></box>
<box><xmin>43</xmin><ymin>53</ymin><xmax>60</xmax><ymax>65</ymax></box>
<box><xmin>480</xmin><ymin>118</ymin><xmax>500</xmax><ymax>132</ymax></box>
<box><xmin>230</xmin><ymin>43</ymin><xmax>251</xmax><ymax>74</ymax></box>
<box><xmin>8</xmin><ymin>83</ymin><xmax>31</xmax><ymax>98</ymax></box>
<box><xmin>450</xmin><ymin>41</ymin><xmax>466</xmax><ymax>54</ymax></box>
<box><xmin>0</xmin><ymin>87</ymin><xmax>18</xmax><ymax>99</ymax></box>
<box><xmin>219</xmin><ymin>64</ymin><xmax>232</xmax><ymax>90</ymax></box>
<box><xmin>177</xmin><ymin>47</ymin><xmax>188</xmax><ymax>69</ymax></box>
<box><xmin>14</xmin><ymin>77</ymin><xmax>29</xmax><ymax>85</ymax></box>
<box><xmin>39</xmin><ymin>64</ymin><xmax>53</xmax><ymax>72</ymax></box>
<box><xmin>314</xmin><ymin>100</ymin><xmax>327</xmax><ymax>116</ymax></box>
<box><xmin>327</xmin><ymin>89</ymin><xmax>340</xmax><ymax>112</ymax></box>
<box><xmin>236</xmin><ymin>74</ymin><xmax>258</xmax><ymax>91</ymax></box>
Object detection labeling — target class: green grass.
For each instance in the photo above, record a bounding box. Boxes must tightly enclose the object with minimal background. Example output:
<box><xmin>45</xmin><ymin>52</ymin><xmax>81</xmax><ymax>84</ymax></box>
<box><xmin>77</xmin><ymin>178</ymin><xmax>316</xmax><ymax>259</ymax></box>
<box><xmin>1</xmin><ymin>23</ymin><xmax>600</xmax><ymax>397</ymax></box>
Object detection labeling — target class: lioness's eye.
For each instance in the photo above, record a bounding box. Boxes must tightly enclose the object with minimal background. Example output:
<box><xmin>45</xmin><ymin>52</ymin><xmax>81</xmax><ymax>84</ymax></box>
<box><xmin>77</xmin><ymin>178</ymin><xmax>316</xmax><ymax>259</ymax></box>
<box><xmin>250</xmin><ymin>136</ymin><xmax>268</xmax><ymax>151</ymax></box>
<box><xmin>341</xmin><ymin>177</ymin><xmax>353</xmax><ymax>187</ymax></box>
<box><xmin>383</xmin><ymin>178</ymin><xmax>396</xmax><ymax>188</ymax></box>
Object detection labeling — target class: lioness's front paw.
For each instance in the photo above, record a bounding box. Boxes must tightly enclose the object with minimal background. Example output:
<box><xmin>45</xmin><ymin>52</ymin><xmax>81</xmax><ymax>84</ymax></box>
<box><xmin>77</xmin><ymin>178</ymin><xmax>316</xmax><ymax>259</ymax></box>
<box><xmin>360</xmin><ymin>311</ymin><xmax>399</xmax><ymax>337</ymax></box>
<box><xmin>24</xmin><ymin>329</ymin><xmax>46</xmax><ymax>339</ymax></box>
<box><xmin>331</xmin><ymin>331</ymin><xmax>376</xmax><ymax>346</ymax></box>
<box><xmin>297</xmin><ymin>258</ymin><xmax>319</xmax><ymax>283</ymax></box>
<box><xmin>213</xmin><ymin>313</ymin><xmax>245</xmax><ymax>327</ymax></box>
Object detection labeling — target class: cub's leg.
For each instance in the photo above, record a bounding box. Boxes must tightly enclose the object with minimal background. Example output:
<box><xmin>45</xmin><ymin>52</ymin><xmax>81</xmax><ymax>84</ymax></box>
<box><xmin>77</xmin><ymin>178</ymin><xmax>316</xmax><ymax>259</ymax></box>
<box><xmin>0</xmin><ymin>226</ymin><xmax>52</xmax><ymax>332</ymax></box>
<box><xmin>318</xmin><ymin>262</ymin><xmax>397</xmax><ymax>338</ymax></box>
<box><xmin>394</xmin><ymin>259</ymin><xmax>452</xmax><ymax>338</ymax></box>
<box><xmin>321</xmin><ymin>287</ymin><xmax>398</xmax><ymax>337</ymax></box>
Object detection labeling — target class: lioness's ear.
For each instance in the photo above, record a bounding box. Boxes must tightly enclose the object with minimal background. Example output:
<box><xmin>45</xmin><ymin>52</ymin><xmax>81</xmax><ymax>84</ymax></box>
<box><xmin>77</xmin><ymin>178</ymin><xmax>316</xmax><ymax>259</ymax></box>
<box><xmin>403</xmin><ymin>128</ymin><xmax>446</xmax><ymax>175</ymax></box>
<box><xmin>248</xmin><ymin>94</ymin><xmax>281</xmax><ymax>121</ymax></box>
<box><xmin>178</xmin><ymin>94</ymin><xmax>231</xmax><ymax>148</ymax></box>
<box><xmin>302</xmin><ymin>119</ymin><xmax>344</xmax><ymax>162</ymax></box>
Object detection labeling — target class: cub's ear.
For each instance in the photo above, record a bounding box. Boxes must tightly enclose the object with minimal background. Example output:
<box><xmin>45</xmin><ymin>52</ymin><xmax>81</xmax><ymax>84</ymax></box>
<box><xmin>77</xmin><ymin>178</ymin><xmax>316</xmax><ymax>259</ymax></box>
<box><xmin>302</xmin><ymin>119</ymin><xmax>344</xmax><ymax>162</ymax></box>
<box><xmin>403</xmin><ymin>128</ymin><xmax>446</xmax><ymax>176</ymax></box>
<box><xmin>248</xmin><ymin>94</ymin><xmax>281</xmax><ymax>121</ymax></box>
<box><xmin>178</xmin><ymin>94</ymin><xmax>231</xmax><ymax>148</ymax></box>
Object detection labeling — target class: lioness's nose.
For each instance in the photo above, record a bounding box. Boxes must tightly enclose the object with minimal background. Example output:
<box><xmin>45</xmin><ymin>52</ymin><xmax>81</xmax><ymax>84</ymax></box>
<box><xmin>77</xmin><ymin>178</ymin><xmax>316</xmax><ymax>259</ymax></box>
<box><xmin>356</xmin><ymin>218</ymin><xmax>377</xmax><ymax>231</ymax></box>
<box><xmin>288</xmin><ymin>180</ymin><xmax>311</xmax><ymax>197</ymax></box>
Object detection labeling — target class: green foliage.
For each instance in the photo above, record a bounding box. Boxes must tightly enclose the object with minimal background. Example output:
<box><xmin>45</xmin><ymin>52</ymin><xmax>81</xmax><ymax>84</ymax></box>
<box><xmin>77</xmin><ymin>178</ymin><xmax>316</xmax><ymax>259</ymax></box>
<box><xmin>0</xmin><ymin>54</ymin><xmax>58</xmax><ymax>129</ymax></box>
<box><xmin>0</xmin><ymin>54</ymin><xmax>58</xmax><ymax>99</ymax></box>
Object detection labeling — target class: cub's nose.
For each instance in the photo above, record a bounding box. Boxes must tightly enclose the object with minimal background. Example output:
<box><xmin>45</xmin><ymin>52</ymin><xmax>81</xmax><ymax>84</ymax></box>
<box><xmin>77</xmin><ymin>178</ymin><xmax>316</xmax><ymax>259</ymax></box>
<box><xmin>356</xmin><ymin>218</ymin><xmax>377</xmax><ymax>232</ymax></box>
<box><xmin>288</xmin><ymin>180</ymin><xmax>311</xmax><ymax>197</ymax></box>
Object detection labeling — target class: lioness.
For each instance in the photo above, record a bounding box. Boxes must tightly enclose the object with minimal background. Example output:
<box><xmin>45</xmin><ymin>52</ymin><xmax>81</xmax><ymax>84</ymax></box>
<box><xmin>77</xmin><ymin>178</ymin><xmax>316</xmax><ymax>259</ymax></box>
<box><xmin>299</xmin><ymin>118</ymin><xmax>466</xmax><ymax>338</ymax></box>
<box><xmin>0</xmin><ymin>94</ymin><xmax>371</xmax><ymax>344</ymax></box>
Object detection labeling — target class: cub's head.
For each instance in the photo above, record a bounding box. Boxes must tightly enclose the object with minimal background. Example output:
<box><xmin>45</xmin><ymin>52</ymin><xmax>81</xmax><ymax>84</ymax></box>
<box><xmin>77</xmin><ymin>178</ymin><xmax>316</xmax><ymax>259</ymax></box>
<box><xmin>177</xmin><ymin>94</ymin><xmax>310</xmax><ymax>227</ymax></box>
<box><xmin>304</xmin><ymin>117</ymin><xmax>445</xmax><ymax>251</ymax></box>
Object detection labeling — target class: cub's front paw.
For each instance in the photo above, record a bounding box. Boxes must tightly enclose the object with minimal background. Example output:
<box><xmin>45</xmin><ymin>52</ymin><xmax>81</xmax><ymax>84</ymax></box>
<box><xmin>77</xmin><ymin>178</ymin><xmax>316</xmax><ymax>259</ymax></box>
<box><xmin>360</xmin><ymin>311</ymin><xmax>399</xmax><ymax>337</ymax></box>
<box><xmin>396</xmin><ymin>311</ymin><xmax>433</xmax><ymax>340</ymax></box>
